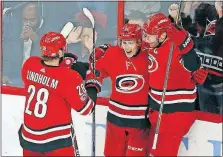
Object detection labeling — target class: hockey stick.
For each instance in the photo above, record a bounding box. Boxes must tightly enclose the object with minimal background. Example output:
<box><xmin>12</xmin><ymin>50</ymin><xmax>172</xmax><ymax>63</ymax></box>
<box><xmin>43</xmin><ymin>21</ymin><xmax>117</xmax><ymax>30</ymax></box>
<box><xmin>176</xmin><ymin>0</ymin><xmax>183</xmax><ymax>28</ymax></box>
<box><xmin>82</xmin><ymin>7</ymin><xmax>96</xmax><ymax>157</ymax></box>
<box><xmin>151</xmin><ymin>42</ymin><xmax>174</xmax><ymax>151</ymax></box>
<box><xmin>71</xmin><ymin>123</ymin><xmax>80</xmax><ymax>157</ymax></box>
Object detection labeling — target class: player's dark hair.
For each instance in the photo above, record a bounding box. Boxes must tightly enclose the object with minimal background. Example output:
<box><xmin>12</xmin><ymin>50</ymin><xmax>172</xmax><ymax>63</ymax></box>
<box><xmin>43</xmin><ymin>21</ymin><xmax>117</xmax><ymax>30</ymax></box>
<box><xmin>195</xmin><ymin>3</ymin><xmax>219</xmax><ymax>28</ymax></box>
<box><xmin>41</xmin><ymin>54</ymin><xmax>60</xmax><ymax>62</ymax></box>
<box><xmin>124</xmin><ymin>18</ymin><xmax>129</xmax><ymax>24</ymax></box>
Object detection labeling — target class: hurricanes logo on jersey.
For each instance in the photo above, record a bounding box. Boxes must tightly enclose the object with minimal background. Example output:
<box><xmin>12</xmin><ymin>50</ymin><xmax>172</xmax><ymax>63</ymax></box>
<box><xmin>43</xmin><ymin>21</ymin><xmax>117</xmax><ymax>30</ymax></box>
<box><xmin>116</xmin><ymin>74</ymin><xmax>145</xmax><ymax>94</ymax></box>
<box><xmin>148</xmin><ymin>54</ymin><xmax>158</xmax><ymax>73</ymax></box>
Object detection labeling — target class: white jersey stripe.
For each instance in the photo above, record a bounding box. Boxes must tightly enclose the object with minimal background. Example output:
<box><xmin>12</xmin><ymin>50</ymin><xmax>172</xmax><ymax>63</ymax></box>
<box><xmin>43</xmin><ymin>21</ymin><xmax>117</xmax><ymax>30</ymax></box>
<box><xmin>150</xmin><ymin>87</ymin><xmax>197</xmax><ymax>96</ymax></box>
<box><xmin>149</xmin><ymin>93</ymin><xmax>196</xmax><ymax>104</ymax></box>
<box><xmin>79</xmin><ymin>99</ymin><xmax>93</xmax><ymax>115</ymax></box>
<box><xmin>22</xmin><ymin>133</ymin><xmax>71</xmax><ymax>144</ymax></box>
<box><xmin>108</xmin><ymin>109</ymin><xmax>148</xmax><ymax>119</ymax></box>
<box><xmin>109</xmin><ymin>100</ymin><xmax>147</xmax><ymax>110</ymax></box>
<box><xmin>23</xmin><ymin>124</ymin><xmax>71</xmax><ymax>135</ymax></box>
<box><xmin>87</xmin><ymin>101</ymin><xmax>95</xmax><ymax>115</ymax></box>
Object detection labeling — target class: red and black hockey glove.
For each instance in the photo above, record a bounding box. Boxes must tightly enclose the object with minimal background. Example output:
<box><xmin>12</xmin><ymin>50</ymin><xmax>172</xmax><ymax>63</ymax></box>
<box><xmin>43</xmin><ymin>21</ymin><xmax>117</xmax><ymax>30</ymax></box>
<box><xmin>192</xmin><ymin>68</ymin><xmax>208</xmax><ymax>85</ymax></box>
<box><xmin>85</xmin><ymin>70</ymin><xmax>103</xmax><ymax>93</ymax></box>
<box><xmin>60</xmin><ymin>53</ymin><xmax>78</xmax><ymax>67</ymax></box>
<box><xmin>89</xmin><ymin>44</ymin><xmax>111</xmax><ymax>62</ymax></box>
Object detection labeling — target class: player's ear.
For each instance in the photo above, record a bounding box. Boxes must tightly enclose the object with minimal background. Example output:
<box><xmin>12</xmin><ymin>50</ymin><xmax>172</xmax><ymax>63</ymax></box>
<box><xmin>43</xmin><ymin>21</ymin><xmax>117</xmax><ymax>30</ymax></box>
<box><xmin>137</xmin><ymin>40</ymin><xmax>141</xmax><ymax>47</ymax></box>
<box><xmin>159</xmin><ymin>32</ymin><xmax>167</xmax><ymax>43</ymax></box>
<box><xmin>58</xmin><ymin>50</ymin><xmax>64</xmax><ymax>58</ymax></box>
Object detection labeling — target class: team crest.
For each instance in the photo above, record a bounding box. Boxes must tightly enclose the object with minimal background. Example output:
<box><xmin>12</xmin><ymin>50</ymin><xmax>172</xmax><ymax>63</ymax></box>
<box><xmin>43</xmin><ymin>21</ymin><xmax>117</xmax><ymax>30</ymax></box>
<box><xmin>116</xmin><ymin>74</ymin><xmax>145</xmax><ymax>93</ymax></box>
<box><xmin>204</xmin><ymin>19</ymin><xmax>216</xmax><ymax>36</ymax></box>
<box><xmin>148</xmin><ymin>54</ymin><xmax>158</xmax><ymax>73</ymax></box>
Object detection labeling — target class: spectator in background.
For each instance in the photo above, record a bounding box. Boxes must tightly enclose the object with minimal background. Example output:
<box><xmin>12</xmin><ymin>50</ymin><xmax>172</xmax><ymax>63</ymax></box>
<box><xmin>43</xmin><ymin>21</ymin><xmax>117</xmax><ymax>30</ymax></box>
<box><xmin>125</xmin><ymin>10</ymin><xmax>147</xmax><ymax>27</ymax></box>
<box><xmin>173</xmin><ymin>2</ymin><xmax>223</xmax><ymax>114</ymax></box>
<box><xmin>193</xmin><ymin>2</ymin><xmax>222</xmax><ymax>115</ymax></box>
<box><xmin>65</xmin><ymin>10</ymin><xmax>112</xmax><ymax>97</ymax></box>
<box><xmin>20</xmin><ymin>3</ymin><xmax>45</xmax><ymax>63</ymax></box>
<box><xmin>66</xmin><ymin>10</ymin><xmax>108</xmax><ymax>62</ymax></box>
<box><xmin>2</xmin><ymin>2</ymin><xmax>48</xmax><ymax>86</ymax></box>
<box><xmin>76</xmin><ymin>1</ymin><xmax>107</xmax><ymax>13</ymax></box>
<box><xmin>215</xmin><ymin>1</ymin><xmax>223</xmax><ymax>18</ymax></box>
<box><xmin>124</xmin><ymin>1</ymin><xmax>161</xmax><ymax>27</ymax></box>
<box><xmin>125</xmin><ymin>1</ymin><xmax>161</xmax><ymax>18</ymax></box>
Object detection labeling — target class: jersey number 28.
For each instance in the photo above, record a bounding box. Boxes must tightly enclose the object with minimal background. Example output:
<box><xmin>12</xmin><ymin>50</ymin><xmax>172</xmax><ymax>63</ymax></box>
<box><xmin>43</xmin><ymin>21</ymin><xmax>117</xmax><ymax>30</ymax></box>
<box><xmin>25</xmin><ymin>85</ymin><xmax>49</xmax><ymax>118</ymax></box>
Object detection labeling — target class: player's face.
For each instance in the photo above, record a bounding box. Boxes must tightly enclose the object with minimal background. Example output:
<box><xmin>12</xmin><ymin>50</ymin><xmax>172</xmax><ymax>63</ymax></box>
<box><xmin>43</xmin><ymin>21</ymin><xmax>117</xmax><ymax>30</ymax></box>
<box><xmin>143</xmin><ymin>33</ymin><xmax>159</xmax><ymax>48</ymax></box>
<box><xmin>121</xmin><ymin>40</ymin><xmax>139</xmax><ymax>58</ymax></box>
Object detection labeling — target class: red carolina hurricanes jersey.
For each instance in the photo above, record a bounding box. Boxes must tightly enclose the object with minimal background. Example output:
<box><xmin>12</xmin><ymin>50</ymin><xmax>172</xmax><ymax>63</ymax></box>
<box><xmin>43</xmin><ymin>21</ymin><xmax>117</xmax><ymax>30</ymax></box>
<box><xmin>147</xmin><ymin>39</ymin><xmax>196</xmax><ymax>113</ymax></box>
<box><xmin>95</xmin><ymin>46</ymin><xmax>149</xmax><ymax>128</ymax></box>
<box><xmin>19</xmin><ymin>56</ymin><xmax>95</xmax><ymax>153</ymax></box>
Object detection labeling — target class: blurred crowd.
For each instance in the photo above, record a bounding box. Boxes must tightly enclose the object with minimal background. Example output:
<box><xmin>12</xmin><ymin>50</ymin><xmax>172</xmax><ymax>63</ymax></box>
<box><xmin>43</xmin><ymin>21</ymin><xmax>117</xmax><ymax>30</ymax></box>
<box><xmin>2</xmin><ymin>1</ymin><xmax>116</xmax><ymax>93</ymax></box>
<box><xmin>2</xmin><ymin>1</ymin><xmax>222</xmax><ymax>115</ymax></box>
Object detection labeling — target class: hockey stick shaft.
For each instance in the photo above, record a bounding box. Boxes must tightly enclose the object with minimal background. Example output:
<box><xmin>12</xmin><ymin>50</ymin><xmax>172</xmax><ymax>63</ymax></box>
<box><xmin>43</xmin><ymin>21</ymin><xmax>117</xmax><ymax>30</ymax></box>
<box><xmin>176</xmin><ymin>0</ymin><xmax>183</xmax><ymax>27</ymax></box>
<box><xmin>152</xmin><ymin>42</ymin><xmax>174</xmax><ymax>150</ymax></box>
<box><xmin>73</xmin><ymin>134</ymin><xmax>80</xmax><ymax>156</ymax></box>
<box><xmin>92</xmin><ymin>26</ymin><xmax>96</xmax><ymax>157</ymax></box>
<box><xmin>82</xmin><ymin>7</ymin><xmax>96</xmax><ymax>156</ymax></box>
<box><xmin>71</xmin><ymin>124</ymin><xmax>80</xmax><ymax>156</ymax></box>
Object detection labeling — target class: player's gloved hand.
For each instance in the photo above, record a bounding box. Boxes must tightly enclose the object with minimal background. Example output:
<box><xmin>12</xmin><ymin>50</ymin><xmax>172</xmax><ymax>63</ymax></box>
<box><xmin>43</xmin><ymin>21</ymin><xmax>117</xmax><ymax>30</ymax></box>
<box><xmin>191</xmin><ymin>68</ymin><xmax>208</xmax><ymax>85</ymax></box>
<box><xmin>85</xmin><ymin>70</ymin><xmax>103</xmax><ymax>93</ymax></box>
<box><xmin>60</xmin><ymin>53</ymin><xmax>78</xmax><ymax>67</ymax></box>
<box><xmin>89</xmin><ymin>44</ymin><xmax>111</xmax><ymax>62</ymax></box>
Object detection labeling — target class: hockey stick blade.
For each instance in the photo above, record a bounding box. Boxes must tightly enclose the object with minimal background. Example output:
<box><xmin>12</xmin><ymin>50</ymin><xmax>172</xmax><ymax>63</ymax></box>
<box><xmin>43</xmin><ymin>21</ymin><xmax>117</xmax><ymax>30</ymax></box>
<box><xmin>60</xmin><ymin>22</ymin><xmax>74</xmax><ymax>38</ymax></box>
<box><xmin>83</xmin><ymin>8</ymin><xmax>95</xmax><ymax>28</ymax></box>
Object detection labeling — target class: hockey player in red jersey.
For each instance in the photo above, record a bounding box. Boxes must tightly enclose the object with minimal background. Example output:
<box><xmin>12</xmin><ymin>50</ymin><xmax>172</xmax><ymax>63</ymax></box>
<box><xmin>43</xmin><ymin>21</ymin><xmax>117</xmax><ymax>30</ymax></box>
<box><xmin>19</xmin><ymin>32</ymin><xmax>102</xmax><ymax>156</ymax></box>
<box><xmin>142</xmin><ymin>12</ymin><xmax>194</xmax><ymax>57</ymax></box>
<box><xmin>91</xmin><ymin>24</ymin><xmax>150</xmax><ymax>156</ymax></box>
<box><xmin>143</xmin><ymin>13</ymin><xmax>208</xmax><ymax>156</ymax></box>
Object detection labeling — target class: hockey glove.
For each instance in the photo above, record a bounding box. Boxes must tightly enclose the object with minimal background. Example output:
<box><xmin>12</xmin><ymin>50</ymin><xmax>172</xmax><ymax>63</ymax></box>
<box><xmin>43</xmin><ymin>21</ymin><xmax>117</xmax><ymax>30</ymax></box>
<box><xmin>89</xmin><ymin>44</ymin><xmax>111</xmax><ymax>62</ymax></box>
<box><xmin>60</xmin><ymin>53</ymin><xmax>78</xmax><ymax>67</ymax></box>
<box><xmin>85</xmin><ymin>70</ymin><xmax>103</xmax><ymax>93</ymax></box>
<box><xmin>191</xmin><ymin>68</ymin><xmax>208</xmax><ymax>85</ymax></box>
